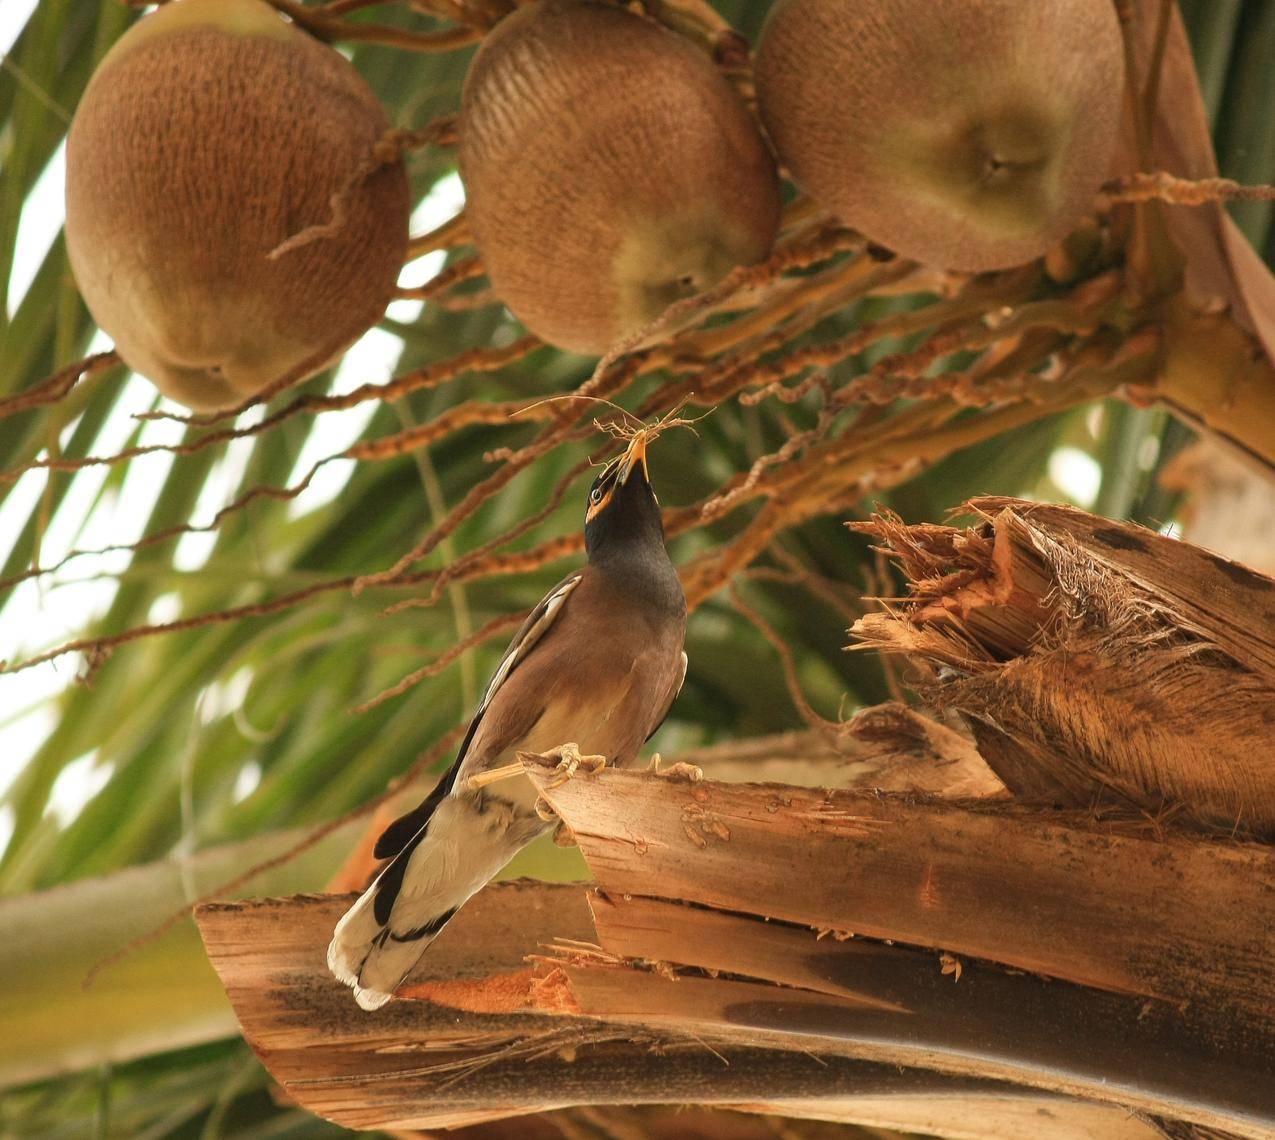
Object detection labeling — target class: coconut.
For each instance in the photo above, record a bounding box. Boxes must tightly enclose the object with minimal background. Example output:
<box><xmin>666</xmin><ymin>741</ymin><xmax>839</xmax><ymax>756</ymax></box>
<box><xmin>754</xmin><ymin>0</ymin><xmax>1124</xmax><ymax>271</ymax></box>
<box><xmin>458</xmin><ymin>0</ymin><xmax>781</xmax><ymax>355</ymax></box>
<box><xmin>65</xmin><ymin>0</ymin><xmax>410</xmax><ymax>411</ymax></box>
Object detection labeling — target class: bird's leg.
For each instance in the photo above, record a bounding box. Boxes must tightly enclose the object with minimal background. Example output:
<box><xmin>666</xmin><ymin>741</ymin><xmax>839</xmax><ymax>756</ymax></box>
<box><xmin>524</xmin><ymin>742</ymin><xmax>606</xmax><ymax>823</ymax></box>
<box><xmin>540</xmin><ymin>741</ymin><xmax>607</xmax><ymax>790</ymax></box>
<box><xmin>646</xmin><ymin>752</ymin><xmax>704</xmax><ymax>783</ymax></box>
<box><xmin>467</xmin><ymin>761</ymin><xmax>525</xmax><ymax>791</ymax></box>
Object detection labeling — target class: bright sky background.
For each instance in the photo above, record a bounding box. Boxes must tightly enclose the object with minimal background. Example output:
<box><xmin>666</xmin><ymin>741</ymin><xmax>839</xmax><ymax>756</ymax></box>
<box><xmin>0</xmin><ymin>2</ymin><xmax>468</xmax><ymax>855</ymax></box>
<box><xmin>0</xmin><ymin>3</ymin><xmax>1138</xmax><ymax>860</ymax></box>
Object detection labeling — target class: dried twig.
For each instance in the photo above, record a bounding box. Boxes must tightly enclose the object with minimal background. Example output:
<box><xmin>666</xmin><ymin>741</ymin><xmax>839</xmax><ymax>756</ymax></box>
<box><xmin>0</xmin><ymin>351</ymin><xmax>120</xmax><ymax>416</ymax></box>
<box><xmin>1103</xmin><ymin>171</ymin><xmax>1275</xmax><ymax>206</ymax></box>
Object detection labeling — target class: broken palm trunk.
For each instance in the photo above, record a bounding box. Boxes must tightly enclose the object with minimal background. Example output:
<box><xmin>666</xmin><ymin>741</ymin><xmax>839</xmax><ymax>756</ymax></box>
<box><xmin>197</xmin><ymin>757</ymin><xmax>1275</xmax><ymax>1137</ymax></box>
<box><xmin>326</xmin><ymin>716</ymin><xmax>1004</xmax><ymax>895</ymax></box>
<box><xmin>852</xmin><ymin>496</ymin><xmax>1275</xmax><ymax>839</ymax></box>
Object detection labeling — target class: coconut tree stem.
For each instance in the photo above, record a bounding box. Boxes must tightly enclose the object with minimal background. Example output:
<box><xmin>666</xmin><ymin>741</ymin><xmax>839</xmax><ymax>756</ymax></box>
<box><xmin>1155</xmin><ymin>299</ymin><xmax>1275</xmax><ymax>474</ymax></box>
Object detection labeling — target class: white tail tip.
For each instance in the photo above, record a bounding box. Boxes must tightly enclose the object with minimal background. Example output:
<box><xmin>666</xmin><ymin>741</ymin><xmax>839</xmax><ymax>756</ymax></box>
<box><xmin>353</xmin><ymin>984</ymin><xmax>394</xmax><ymax>1011</ymax></box>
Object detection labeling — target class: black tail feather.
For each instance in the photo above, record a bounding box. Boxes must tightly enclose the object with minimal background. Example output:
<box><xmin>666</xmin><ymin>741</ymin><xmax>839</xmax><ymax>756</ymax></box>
<box><xmin>373</xmin><ymin>753</ymin><xmax>466</xmax><ymax>860</ymax></box>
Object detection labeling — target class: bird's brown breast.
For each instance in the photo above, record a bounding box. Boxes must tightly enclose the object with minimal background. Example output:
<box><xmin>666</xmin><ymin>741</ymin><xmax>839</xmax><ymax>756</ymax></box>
<box><xmin>464</xmin><ymin>566</ymin><xmax>685</xmax><ymax>778</ymax></box>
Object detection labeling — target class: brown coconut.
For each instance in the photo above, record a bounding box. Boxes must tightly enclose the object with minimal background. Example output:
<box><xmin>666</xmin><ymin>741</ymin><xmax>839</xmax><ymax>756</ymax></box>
<box><xmin>459</xmin><ymin>0</ymin><xmax>781</xmax><ymax>355</ymax></box>
<box><xmin>65</xmin><ymin>0</ymin><xmax>410</xmax><ymax>411</ymax></box>
<box><xmin>754</xmin><ymin>0</ymin><xmax>1125</xmax><ymax>272</ymax></box>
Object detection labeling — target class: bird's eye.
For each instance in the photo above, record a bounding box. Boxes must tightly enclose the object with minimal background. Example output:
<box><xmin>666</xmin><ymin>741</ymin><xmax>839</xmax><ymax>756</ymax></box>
<box><xmin>590</xmin><ymin>487</ymin><xmax>604</xmax><ymax>505</ymax></box>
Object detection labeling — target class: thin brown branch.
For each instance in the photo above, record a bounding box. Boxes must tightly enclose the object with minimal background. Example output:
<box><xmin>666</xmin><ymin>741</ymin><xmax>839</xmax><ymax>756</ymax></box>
<box><xmin>1103</xmin><ymin>171</ymin><xmax>1275</xmax><ymax>205</ymax></box>
<box><xmin>293</xmin><ymin>335</ymin><xmax>541</xmax><ymax>419</ymax></box>
<box><xmin>407</xmin><ymin>210</ymin><xmax>470</xmax><ymax>257</ymax></box>
<box><xmin>0</xmin><ymin>421</ymin><xmax>251</xmax><ymax>483</ymax></box>
<box><xmin>351</xmin><ymin>612</ymin><xmax>522</xmax><ymax>712</ymax></box>
<box><xmin>352</xmin><ymin>356</ymin><xmax>650</xmax><ymax>592</ymax></box>
<box><xmin>404</xmin><ymin>0</ymin><xmax>514</xmax><ymax>28</ymax></box>
<box><xmin>270</xmin><ymin>0</ymin><xmax>481</xmax><ymax>50</ymax></box>
<box><xmin>2</xmin><ymin>337</ymin><xmax>540</xmax><ymax>486</ymax></box>
<box><xmin>395</xmin><ymin>255</ymin><xmax>485</xmax><ymax>300</ymax></box>
<box><xmin>729</xmin><ymin>582</ymin><xmax>843</xmax><ymax>737</ymax></box>
<box><xmin>701</xmin><ymin>389</ymin><xmax>835</xmax><ymax>522</ymax></box>
<box><xmin>431</xmin><ymin>286</ymin><xmax>499</xmax><ymax>312</ymax></box>
<box><xmin>0</xmin><ymin>456</ymin><xmax>337</xmax><ymax>593</ymax></box>
<box><xmin>0</xmin><ymin>351</ymin><xmax>120</xmax><ymax>417</ymax></box>
<box><xmin>345</xmin><ymin>398</ymin><xmax>532</xmax><ymax>462</ymax></box>
<box><xmin>337</xmin><ymin>21</ymin><xmax>480</xmax><ymax>50</ymax></box>
<box><xmin>1</xmin><ymin>576</ymin><xmax>360</xmax><ymax>680</ymax></box>
<box><xmin>413</xmin><ymin>456</ymin><xmax>594</xmax><ymax>604</ymax></box>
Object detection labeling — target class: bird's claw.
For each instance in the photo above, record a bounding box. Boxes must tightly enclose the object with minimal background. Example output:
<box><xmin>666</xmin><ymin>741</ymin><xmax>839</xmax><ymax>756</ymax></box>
<box><xmin>532</xmin><ymin>800</ymin><xmax>583</xmax><ymax>841</ymax></box>
<box><xmin>646</xmin><ymin>753</ymin><xmax>704</xmax><ymax>783</ymax></box>
<box><xmin>541</xmin><ymin>741</ymin><xmax>607</xmax><ymax>790</ymax></box>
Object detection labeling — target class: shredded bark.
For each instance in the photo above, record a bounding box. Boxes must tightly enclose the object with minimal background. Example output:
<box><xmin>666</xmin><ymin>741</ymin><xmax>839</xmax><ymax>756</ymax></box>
<box><xmin>852</xmin><ymin>499</ymin><xmax>1275</xmax><ymax>836</ymax></box>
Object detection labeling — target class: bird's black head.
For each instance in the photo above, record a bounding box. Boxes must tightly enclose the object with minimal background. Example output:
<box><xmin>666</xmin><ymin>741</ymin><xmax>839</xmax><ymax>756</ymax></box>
<box><xmin>583</xmin><ymin>433</ymin><xmax>666</xmax><ymax>564</ymax></box>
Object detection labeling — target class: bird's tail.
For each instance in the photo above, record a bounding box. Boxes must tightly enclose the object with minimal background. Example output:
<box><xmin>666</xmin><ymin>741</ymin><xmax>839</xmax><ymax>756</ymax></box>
<box><xmin>327</xmin><ymin>793</ymin><xmax>543</xmax><ymax>1010</ymax></box>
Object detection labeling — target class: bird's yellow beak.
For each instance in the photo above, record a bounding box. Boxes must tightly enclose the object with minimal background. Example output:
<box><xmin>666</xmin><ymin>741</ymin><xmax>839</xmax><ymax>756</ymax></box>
<box><xmin>586</xmin><ymin>431</ymin><xmax>653</xmax><ymax>523</ymax></box>
<box><xmin>616</xmin><ymin>431</ymin><xmax>650</xmax><ymax>485</ymax></box>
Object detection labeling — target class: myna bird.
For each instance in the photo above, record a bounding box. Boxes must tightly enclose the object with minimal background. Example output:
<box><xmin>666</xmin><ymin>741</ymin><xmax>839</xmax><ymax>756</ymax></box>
<box><xmin>328</xmin><ymin>430</ymin><xmax>687</xmax><ymax>1009</ymax></box>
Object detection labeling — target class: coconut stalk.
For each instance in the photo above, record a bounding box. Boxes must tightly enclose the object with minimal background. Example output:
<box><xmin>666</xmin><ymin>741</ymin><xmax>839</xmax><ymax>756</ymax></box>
<box><xmin>523</xmin><ymin>766</ymin><xmax>1275</xmax><ymax>1029</ymax></box>
<box><xmin>327</xmin><ymin>715</ymin><xmax>1004</xmax><ymax>892</ymax></box>
<box><xmin>558</xmin><ymin>902</ymin><xmax>1271</xmax><ymax>1136</ymax></box>
<box><xmin>198</xmin><ymin>886</ymin><xmax>1015</xmax><ymax>1132</ymax></box>
<box><xmin>195</xmin><ymin>754</ymin><xmax>1274</xmax><ymax>1135</ymax></box>
<box><xmin>1161</xmin><ymin>437</ymin><xmax>1275</xmax><ymax>575</ymax></box>
<box><xmin>411</xmin><ymin>1107</ymin><xmax>1152</xmax><ymax>1140</ymax></box>
<box><xmin>1117</xmin><ymin>0</ymin><xmax>1275</xmax><ymax>471</ymax></box>
<box><xmin>851</xmin><ymin>497</ymin><xmax>1275</xmax><ymax>836</ymax></box>
<box><xmin>196</xmin><ymin>885</ymin><xmax>1179</xmax><ymax>1139</ymax></box>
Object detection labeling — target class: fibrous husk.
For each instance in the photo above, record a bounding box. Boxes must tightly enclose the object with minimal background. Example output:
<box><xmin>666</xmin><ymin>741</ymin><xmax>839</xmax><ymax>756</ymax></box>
<box><xmin>851</xmin><ymin>497</ymin><xmax>1275</xmax><ymax>837</ymax></box>
<box><xmin>684</xmin><ymin>703</ymin><xmax>1001</xmax><ymax>798</ymax></box>
<box><xmin>65</xmin><ymin>0</ymin><xmax>410</xmax><ymax>411</ymax></box>
<box><xmin>753</xmin><ymin>0</ymin><xmax>1124</xmax><ymax>271</ymax></box>
<box><xmin>523</xmin><ymin>764</ymin><xmax>1275</xmax><ymax>1032</ymax></box>
<box><xmin>841</xmin><ymin>701</ymin><xmax>1005</xmax><ymax>797</ymax></box>
<box><xmin>459</xmin><ymin>0</ymin><xmax>780</xmax><ymax>353</ymax></box>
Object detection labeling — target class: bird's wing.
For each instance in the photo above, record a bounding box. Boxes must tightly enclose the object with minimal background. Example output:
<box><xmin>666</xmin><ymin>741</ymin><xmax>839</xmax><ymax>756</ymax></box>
<box><xmin>644</xmin><ymin>649</ymin><xmax>687</xmax><ymax>743</ymax></box>
<box><xmin>372</xmin><ymin>571</ymin><xmax>584</xmax><ymax>860</ymax></box>
<box><xmin>476</xmin><ymin>571</ymin><xmax>584</xmax><ymax>714</ymax></box>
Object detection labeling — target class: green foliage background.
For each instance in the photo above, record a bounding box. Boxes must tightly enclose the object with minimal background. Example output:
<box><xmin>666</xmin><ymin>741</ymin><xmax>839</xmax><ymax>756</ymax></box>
<box><xmin>0</xmin><ymin>0</ymin><xmax>1271</xmax><ymax>1135</ymax></box>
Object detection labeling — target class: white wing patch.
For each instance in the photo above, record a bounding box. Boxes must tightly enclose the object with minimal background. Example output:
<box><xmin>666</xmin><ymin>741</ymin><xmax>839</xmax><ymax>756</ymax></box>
<box><xmin>477</xmin><ymin>573</ymin><xmax>581</xmax><ymax>713</ymax></box>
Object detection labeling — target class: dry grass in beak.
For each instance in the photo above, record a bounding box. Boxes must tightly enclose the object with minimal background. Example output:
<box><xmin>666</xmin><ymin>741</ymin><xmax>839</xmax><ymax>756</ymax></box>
<box><xmin>594</xmin><ymin>397</ymin><xmax>708</xmax><ymax>452</ymax></box>
<box><xmin>515</xmin><ymin>393</ymin><xmax>708</xmax><ymax>473</ymax></box>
